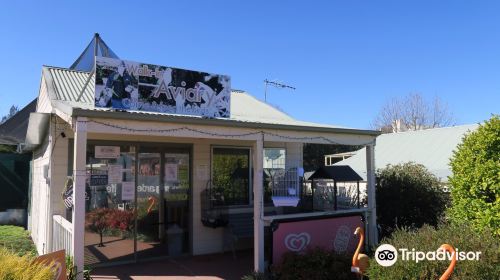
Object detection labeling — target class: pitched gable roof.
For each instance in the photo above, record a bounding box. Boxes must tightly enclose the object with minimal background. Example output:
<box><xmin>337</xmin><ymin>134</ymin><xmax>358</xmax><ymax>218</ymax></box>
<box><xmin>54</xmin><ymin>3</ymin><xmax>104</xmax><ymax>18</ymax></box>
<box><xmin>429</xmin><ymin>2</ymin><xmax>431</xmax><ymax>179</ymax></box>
<box><xmin>334</xmin><ymin>124</ymin><xmax>479</xmax><ymax>182</ymax></box>
<box><xmin>0</xmin><ymin>99</ymin><xmax>37</xmax><ymax>145</ymax></box>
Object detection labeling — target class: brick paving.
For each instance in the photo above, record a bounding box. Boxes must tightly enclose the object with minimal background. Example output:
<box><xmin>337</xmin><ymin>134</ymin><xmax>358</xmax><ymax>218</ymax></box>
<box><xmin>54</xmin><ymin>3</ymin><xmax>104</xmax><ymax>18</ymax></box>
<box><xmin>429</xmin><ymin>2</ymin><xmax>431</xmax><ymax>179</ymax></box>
<box><xmin>92</xmin><ymin>250</ymin><xmax>253</xmax><ymax>280</ymax></box>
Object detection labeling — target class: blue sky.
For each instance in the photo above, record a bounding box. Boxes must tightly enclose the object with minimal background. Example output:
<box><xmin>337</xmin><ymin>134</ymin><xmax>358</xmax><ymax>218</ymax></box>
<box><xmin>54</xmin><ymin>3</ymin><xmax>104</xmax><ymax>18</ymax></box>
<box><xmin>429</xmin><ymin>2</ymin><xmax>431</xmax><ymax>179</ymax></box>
<box><xmin>0</xmin><ymin>1</ymin><xmax>498</xmax><ymax>129</ymax></box>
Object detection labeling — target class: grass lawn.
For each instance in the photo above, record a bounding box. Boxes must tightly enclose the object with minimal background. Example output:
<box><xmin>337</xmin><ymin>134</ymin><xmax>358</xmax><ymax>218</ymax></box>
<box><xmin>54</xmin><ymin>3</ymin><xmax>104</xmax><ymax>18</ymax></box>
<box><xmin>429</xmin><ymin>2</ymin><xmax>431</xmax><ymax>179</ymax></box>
<box><xmin>0</xmin><ymin>225</ymin><xmax>37</xmax><ymax>256</ymax></box>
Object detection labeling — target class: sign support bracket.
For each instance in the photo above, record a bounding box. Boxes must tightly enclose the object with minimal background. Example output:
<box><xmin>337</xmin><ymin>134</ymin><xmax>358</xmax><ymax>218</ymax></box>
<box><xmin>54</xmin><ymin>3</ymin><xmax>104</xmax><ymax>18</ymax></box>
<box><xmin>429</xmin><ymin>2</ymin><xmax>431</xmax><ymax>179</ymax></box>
<box><xmin>76</xmin><ymin>66</ymin><xmax>95</xmax><ymax>102</ymax></box>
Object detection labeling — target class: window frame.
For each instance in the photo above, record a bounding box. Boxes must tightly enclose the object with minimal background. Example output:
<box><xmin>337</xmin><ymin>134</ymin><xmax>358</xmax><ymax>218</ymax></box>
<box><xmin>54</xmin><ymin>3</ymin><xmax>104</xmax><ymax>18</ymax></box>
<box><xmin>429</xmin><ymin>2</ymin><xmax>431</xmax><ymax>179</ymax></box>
<box><xmin>263</xmin><ymin>147</ymin><xmax>287</xmax><ymax>170</ymax></box>
<box><xmin>210</xmin><ymin>145</ymin><xmax>253</xmax><ymax>206</ymax></box>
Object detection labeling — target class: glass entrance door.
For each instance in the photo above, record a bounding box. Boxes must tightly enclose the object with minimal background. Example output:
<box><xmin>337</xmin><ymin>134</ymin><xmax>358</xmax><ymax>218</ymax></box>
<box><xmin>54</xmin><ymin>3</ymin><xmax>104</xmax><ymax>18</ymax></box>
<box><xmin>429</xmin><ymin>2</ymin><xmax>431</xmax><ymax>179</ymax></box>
<box><xmin>164</xmin><ymin>153</ymin><xmax>190</xmax><ymax>255</ymax></box>
<box><xmin>84</xmin><ymin>145</ymin><xmax>136</xmax><ymax>266</ymax></box>
<box><xmin>136</xmin><ymin>151</ymin><xmax>163</xmax><ymax>258</ymax></box>
<box><xmin>136</xmin><ymin>149</ymin><xmax>190</xmax><ymax>259</ymax></box>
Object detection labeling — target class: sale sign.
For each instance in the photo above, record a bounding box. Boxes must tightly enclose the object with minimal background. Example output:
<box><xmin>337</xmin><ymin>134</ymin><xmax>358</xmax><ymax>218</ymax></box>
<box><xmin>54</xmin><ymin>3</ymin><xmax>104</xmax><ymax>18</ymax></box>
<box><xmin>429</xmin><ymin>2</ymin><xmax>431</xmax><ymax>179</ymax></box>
<box><xmin>272</xmin><ymin>215</ymin><xmax>363</xmax><ymax>264</ymax></box>
<box><xmin>34</xmin><ymin>250</ymin><xmax>66</xmax><ymax>280</ymax></box>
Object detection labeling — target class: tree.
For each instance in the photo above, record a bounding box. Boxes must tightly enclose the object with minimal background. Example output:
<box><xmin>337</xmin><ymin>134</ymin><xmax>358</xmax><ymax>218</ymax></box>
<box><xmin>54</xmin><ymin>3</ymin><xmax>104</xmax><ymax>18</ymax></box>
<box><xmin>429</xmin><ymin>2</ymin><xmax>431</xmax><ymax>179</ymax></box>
<box><xmin>376</xmin><ymin>162</ymin><xmax>447</xmax><ymax>238</ymax></box>
<box><xmin>0</xmin><ymin>105</ymin><xmax>19</xmax><ymax>124</ymax></box>
<box><xmin>372</xmin><ymin>93</ymin><xmax>455</xmax><ymax>132</ymax></box>
<box><xmin>85</xmin><ymin>208</ymin><xmax>112</xmax><ymax>247</ymax></box>
<box><xmin>448</xmin><ymin>115</ymin><xmax>500</xmax><ymax>236</ymax></box>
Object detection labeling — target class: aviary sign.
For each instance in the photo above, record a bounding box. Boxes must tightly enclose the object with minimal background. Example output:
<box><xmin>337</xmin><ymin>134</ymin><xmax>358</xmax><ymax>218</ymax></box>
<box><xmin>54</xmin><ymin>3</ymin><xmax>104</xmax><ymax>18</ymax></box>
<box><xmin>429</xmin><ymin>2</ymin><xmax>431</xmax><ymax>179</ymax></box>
<box><xmin>94</xmin><ymin>56</ymin><xmax>231</xmax><ymax>118</ymax></box>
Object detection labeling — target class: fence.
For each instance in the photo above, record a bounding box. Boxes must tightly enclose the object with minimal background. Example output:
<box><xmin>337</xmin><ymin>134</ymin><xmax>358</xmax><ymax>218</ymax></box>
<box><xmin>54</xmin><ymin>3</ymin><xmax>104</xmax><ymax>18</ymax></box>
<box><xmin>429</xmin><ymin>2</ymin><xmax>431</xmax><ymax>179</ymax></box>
<box><xmin>0</xmin><ymin>153</ymin><xmax>30</xmax><ymax>210</ymax></box>
<box><xmin>52</xmin><ymin>215</ymin><xmax>73</xmax><ymax>256</ymax></box>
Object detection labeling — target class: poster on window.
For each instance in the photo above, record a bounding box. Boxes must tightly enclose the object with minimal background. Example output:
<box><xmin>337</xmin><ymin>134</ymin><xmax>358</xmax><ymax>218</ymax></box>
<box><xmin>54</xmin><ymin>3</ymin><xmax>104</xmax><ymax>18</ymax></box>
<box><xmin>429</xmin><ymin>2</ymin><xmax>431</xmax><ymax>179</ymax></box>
<box><xmin>164</xmin><ymin>163</ymin><xmax>178</xmax><ymax>181</ymax></box>
<box><xmin>121</xmin><ymin>181</ymin><xmax>135</xmax><ymax>201</ymax></box>
<box><xmin>94</xmin><ymin>56</ymin><xmax>231</xmax><ymax>118</ymax></box>
<box><xmin>95</xmin><ymin>146</ymin><xmax>120</xmax><ymax>159</ymax></box>
<box><xmin>90</xmin><ymin>174</ymin><xmax>108</xmax><ymax>186</ymax></box>
<box><xmin>272</xmin><ymin>215</ymin><xmax>363</xmax><ymax>264</ymax></box>
<box><xmin>108</xmin><ymin>164</ymin><xmax>123</xmax><ymax>184</ymax></box>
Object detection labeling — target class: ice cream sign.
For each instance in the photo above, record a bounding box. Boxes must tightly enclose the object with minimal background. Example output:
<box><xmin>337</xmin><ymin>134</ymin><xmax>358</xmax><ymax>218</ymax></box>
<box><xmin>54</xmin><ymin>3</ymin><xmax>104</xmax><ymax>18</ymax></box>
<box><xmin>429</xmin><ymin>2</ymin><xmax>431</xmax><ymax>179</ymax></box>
<box><xmin>272</xmin><ymin>215</ymin><xmax>363</xmax><ymax>264</ymax></box>
<box><xmin>94</xmin><ymin>56</ymin><xmax>231</xmax><ymax>118</ymax></box>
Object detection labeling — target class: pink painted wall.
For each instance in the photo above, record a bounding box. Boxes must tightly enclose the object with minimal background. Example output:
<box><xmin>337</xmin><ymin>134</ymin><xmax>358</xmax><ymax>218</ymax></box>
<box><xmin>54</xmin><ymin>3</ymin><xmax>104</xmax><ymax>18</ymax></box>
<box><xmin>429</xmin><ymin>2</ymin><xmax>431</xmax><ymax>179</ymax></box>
<box><xmin>272</xmin><ymin>215</ymin><xmax>363</xmax><ymax>264</ymax></box>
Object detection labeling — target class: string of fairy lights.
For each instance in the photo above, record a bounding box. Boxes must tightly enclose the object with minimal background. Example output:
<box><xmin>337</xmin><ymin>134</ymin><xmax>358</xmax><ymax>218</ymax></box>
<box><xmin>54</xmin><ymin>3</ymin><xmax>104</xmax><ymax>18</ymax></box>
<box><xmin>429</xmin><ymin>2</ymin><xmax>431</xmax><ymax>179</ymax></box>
<box><xmin>56</xmin><ymin>118</ymin><xmax>374</xmax><ymax>177</ymax></box>
<box><xmin>79</xmin><ymin>119</ymin><xmax>376</xmax><ymax>146</ymax></box>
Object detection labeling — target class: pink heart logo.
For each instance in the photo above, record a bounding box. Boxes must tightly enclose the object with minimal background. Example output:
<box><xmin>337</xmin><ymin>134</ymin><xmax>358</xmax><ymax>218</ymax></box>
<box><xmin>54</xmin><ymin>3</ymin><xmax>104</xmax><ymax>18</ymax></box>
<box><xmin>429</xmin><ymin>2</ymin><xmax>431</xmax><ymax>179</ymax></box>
<box><xmin>284</xmin><ymin>232</ymin><xmax>311</xmax><ymax>252</ymax></box>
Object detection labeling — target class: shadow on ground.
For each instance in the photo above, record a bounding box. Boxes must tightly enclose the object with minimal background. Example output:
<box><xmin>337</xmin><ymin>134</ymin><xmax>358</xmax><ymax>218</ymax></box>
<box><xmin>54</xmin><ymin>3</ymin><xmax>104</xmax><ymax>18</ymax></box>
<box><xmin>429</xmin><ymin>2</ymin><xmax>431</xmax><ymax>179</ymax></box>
<box><xmin>92</xmin><ymin>250</ymin><xmax>253</xmax><ymax>280</ymax></box>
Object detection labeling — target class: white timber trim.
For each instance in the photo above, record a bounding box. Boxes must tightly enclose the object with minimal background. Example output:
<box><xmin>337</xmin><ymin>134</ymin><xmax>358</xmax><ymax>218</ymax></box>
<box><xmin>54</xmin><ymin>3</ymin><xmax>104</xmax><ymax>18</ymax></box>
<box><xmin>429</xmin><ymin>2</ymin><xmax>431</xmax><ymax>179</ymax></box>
<box><xmin>365</xmin><ymin>144</ymin><xmax>378</xmax><ymax>247</ymax></box>
<box><xmin>253</xmin><ymin>134</ymin><xmax>265</xmax><ymax>272</ymax></box>
<box><xmin>72</xmin><ymin>117</ymin><xmax>87</xmax><ymax>280</ymax></box>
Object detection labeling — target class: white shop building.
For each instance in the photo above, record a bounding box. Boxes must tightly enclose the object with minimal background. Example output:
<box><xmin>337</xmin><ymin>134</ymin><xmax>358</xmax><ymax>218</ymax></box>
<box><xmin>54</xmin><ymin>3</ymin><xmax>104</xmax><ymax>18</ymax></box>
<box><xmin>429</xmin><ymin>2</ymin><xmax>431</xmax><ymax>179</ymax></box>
<box><xmin>25</xmin><ymin>34</ymin><xmax>379</xmax><ymax>277</ymax></box>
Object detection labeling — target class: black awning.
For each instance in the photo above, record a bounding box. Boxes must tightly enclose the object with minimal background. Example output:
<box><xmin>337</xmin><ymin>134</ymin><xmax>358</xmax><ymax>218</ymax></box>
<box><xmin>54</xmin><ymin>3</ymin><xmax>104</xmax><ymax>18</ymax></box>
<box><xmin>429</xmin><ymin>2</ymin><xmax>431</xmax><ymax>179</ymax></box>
<box><xmin>306</xmin><ymin>165</ymin><xmax>362</xmax><ymax>182</ymax></box>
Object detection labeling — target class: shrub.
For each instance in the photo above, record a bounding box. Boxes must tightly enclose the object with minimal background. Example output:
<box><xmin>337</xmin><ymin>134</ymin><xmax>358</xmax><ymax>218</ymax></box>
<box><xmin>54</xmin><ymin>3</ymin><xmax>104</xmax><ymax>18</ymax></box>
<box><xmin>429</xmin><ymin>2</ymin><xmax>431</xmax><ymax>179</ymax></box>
<box><xmin>66</xmin><ymin>255</ymin><xmax>93</xmax><ymax>280</ymax></box>
<box><xmin>448</xmin><ymin>115</ymin><xmax>500</xmax><ymax>236</ymax></box>
<box><xmin>0</xmin><ymin>225</ymin><xmax>38</xmax><ymax>256</ymax></box>
<box><xmin>272</xmin><ymin>247</ymin><xmax>357</xmax><ymax>280</ymax></box>
<box><xmin>107</xmin><ymin>208</ymin><xmax>135</xmax><ymax>232</ymax></box>
<box><xmin>241</xmin><ymin>271</ymin><xmax>268</xmax><ymax>280</ymax></box>
<box><xmin>366</xmin><ymin>223</ymin><xmax>500</xmax><ymax>280</ymax></box>
<box><xmin>376</xmin><ymin>162</ymin><xmax>447</xmax><ymax>238</ymax></box>
<box><xmin>0</xmin><ymin>247</ymin><xmax>54</xmax><ymax>280</ymax></box>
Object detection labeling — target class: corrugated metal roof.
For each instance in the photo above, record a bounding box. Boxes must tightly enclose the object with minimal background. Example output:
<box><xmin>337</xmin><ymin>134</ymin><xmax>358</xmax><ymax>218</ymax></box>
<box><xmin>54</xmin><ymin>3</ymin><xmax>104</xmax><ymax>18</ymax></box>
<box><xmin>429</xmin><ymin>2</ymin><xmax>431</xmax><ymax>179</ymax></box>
<box><xmin>41</xmin><ymin>66</ymin><xmax>376</xmax><ymax>135</ymax></box>
<box><xmin>334</xmin><ymin>124</ymin><xmax>479</xmax><ymax>182</ymax></box>
<box><xmin>45</xmin><ymin>67</ymin><xmax>94</xmax><ymax>104</ymax></box>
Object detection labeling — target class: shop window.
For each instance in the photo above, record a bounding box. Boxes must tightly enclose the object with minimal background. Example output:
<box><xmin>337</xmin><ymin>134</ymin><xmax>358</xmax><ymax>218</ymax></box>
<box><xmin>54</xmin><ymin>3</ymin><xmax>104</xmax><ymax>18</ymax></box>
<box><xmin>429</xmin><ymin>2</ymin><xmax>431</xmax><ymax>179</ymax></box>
<box><xmin>212</xmin><ymin>147</ymin><xmax>251</xmax><ymax>206</ymax></box>
<box><xmin>83</xmin><ymin>144</ymin><xmax>136</xmax><ymax>265</ymax></box>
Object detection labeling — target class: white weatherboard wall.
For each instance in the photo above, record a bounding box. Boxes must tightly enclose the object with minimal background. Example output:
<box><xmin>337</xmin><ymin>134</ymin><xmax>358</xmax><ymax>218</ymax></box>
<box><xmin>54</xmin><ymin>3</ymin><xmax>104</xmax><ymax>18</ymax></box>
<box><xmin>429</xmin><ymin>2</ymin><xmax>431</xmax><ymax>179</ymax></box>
<box><xmin>192</xmin><ymin>139</ymin><xmax>225</xmax><ymax>255</ymax></box>
<box><xmin>30</xmin><ymin>73</ymin><xmax>73</xmax><ymax>253</ymax></box>
<box><xmin>36</xmin><ymin>75</ymin><xmax>52</xmax><ymax>114</ymax></box>
<box><xmin>48</xmin><ymin>119</ymin><xmax>72</xmax><ymax>252</ymax></box>
<box><xmin>29</xmin><ymin>74</ymin><xmax>52</xmax><ymax>254</ymax></box>
<box><xmin>29</xmin><ymin>114</ymin><xmax>71</xmax><ymax>254</ymax></box>
<box><xmin>30</xmin><ymin>132</ymin><xmax>51</xmax><ymax>254</ymax></box>
<box><xmin>50</xmin><ymin>118</ymin><xmax>71</xmax><ymax>219</ymax></box>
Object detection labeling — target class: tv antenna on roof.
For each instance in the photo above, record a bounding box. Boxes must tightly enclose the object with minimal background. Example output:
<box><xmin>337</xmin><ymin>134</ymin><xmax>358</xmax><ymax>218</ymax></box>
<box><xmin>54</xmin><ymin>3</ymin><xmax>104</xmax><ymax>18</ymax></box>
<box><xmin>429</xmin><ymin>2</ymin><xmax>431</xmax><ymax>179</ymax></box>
<box><xmin>264</xmin><ymin>79</ymin><xmax>296</xmax><ymax>102</ymax></box>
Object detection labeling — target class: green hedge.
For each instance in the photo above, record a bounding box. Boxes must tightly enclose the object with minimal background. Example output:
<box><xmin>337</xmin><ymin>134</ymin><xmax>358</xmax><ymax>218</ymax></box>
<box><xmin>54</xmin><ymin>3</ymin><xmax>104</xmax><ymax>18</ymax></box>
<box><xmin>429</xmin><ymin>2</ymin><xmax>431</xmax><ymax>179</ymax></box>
<box><xmin>448</xmin><ymin>115</ymin><xmax>500</xmax><ymax>236</ymax></box>
<box><xmin>366</xmin><ymin>223</ymin><xmax>500</xmax><ymax>280</ymax></box>
<box><xmin>376</xmin><ymin>162</ymin><xmax>448</xmax><ymax>238</ymax></box>
<box><xmin>272</xmin><ymin>247</ymin><xmax>357</xmax><ymax>280</ymax></box>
